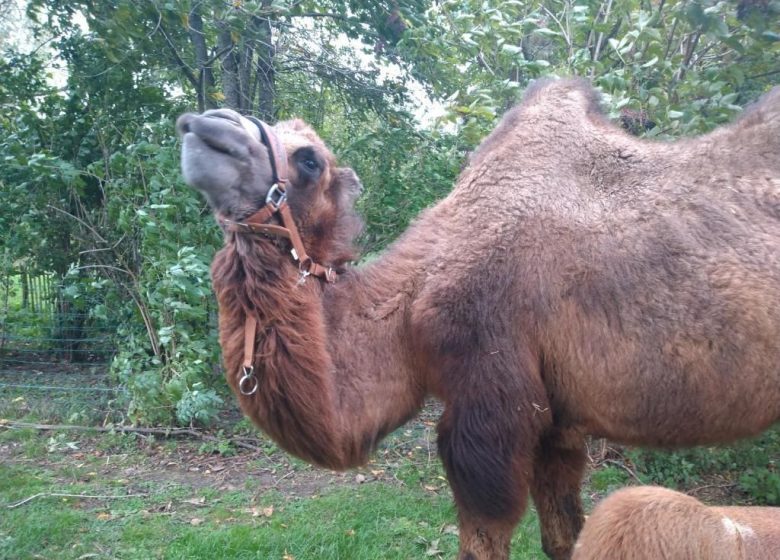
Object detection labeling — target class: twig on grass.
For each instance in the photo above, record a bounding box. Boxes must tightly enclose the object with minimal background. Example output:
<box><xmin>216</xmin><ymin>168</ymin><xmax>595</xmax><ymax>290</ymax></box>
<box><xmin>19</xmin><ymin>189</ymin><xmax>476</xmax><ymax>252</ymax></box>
<box><xmin>7</xmin><ymin>492</ymin><xmax>147</xmax><ymax>509</ymax></box>
<box><xmin>273</xmin><ymin>470</ymin><xmax>296</xmax><ymax>487</ymax></box>
<box><xmin>687</xmin><ymin>481</ymin><xmax>738</xmax><ymax>494</ymax></box>
<box><xmin>0</xmin><ymin>420</ymin><xmax>269</xmax><ymax>456</ymax></box>
<box><xmin>602</xmin><ymin>458</ymin><xmax>644</xmax><ymax>485</ymax></box>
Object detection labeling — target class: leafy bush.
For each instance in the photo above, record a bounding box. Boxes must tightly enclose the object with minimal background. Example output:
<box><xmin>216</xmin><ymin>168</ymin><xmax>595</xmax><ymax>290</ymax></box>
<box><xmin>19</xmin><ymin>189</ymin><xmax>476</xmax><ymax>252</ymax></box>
<box><xmin>106</xmin><ymin>136</ymin><xmax>225</xmax><ymax>426</ymax></box>
<box><xmin>627</xmin><ymin>428</ymin><xmax>780</xmax><ymax>504</ymax></box>
<box><xmin>739</xmin><ymin>468</ymin><xmax>780</xmax><ymax>505</ymax></box>
<box><xmin>589</xmin><ymin>465</ymin><xmax>630</xmax><ymax>493</ymax></box>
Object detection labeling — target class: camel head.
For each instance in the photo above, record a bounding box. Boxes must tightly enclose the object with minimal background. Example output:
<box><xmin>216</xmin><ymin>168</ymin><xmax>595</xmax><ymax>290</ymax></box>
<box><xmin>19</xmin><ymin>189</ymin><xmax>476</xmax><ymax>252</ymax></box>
<box><xmin>176</xmin><ymin>109</ymin><xmax>363</xmax><ymax>269</ymax></box>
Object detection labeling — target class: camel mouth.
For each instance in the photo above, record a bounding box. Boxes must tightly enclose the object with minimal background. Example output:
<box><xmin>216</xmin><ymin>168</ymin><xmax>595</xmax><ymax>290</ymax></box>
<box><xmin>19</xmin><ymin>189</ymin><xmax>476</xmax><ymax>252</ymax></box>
<box><xmin>179</xmin><ymin>114</ymin><xmax>253</xmax><ymax>161</ymax></box>
<box><xmin>184</xmin><ymin>130</ymin><xmax>234</xmax><ymax>157</ymax></box>
<box><xmin>178</xmin><ymin>110</ymin><xmax>276</xmax><ymax>218</ymax></box>
<box><xmin>181</xmin><ymin>130</ymin><xmax>244</xmax><ymax>164</ymax></box>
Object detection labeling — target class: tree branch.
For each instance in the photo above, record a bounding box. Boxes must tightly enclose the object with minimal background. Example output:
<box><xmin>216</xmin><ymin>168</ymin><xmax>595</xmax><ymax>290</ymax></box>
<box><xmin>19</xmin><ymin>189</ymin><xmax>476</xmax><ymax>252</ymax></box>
<box><xmin>7</xmin><ymin>492</ymin><xmax>147</xmax><ymax>509</ymax></box>
<box><xmin>158</xmin><ymin>22</ymin><xmax>199</xmax><ymax>89</ymax></box>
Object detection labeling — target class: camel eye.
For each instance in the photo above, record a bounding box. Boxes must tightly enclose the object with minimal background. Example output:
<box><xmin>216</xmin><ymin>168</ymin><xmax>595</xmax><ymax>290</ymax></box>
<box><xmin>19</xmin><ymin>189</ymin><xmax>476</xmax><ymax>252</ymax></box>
<box><xmin>294</xmin><ymin>147</ymin><xmax>321</xmax><ymax>178</ymax></box>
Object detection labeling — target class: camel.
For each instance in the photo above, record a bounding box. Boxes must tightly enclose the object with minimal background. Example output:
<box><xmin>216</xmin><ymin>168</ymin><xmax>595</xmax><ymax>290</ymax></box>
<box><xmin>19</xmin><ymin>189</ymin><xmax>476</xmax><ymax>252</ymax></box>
<box><xmin>176</xmin><ymin>78</ymin><xmax>780</xmax><ymax>560</ymax></box>
<box><xmin>573</xmin><ymin>486</ymin><xmax>780</xmax><ymax>559</ymax></box>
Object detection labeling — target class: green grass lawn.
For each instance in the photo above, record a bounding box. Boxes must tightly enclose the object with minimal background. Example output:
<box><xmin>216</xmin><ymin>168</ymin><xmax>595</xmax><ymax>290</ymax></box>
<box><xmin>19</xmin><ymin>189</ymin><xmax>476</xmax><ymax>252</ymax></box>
<box><xmin>3</xmin><ymin>374</ymin><xmax>776</xmax><ymax>560</ymax></box>
<box><xmin>0</xmin><ymin>439</ymin><xmax>544</xmax><ymax>560</ymax></box>
<box><xmin>0</xmin><ymin>388</ymin><xmax>546</xmax><ymax>560</ymax></box>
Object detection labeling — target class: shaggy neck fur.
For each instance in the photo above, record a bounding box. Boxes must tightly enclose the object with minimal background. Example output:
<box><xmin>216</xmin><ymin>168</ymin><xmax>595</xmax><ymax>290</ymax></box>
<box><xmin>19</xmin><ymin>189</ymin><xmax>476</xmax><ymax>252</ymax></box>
<box><xmin>211</xmin><ymin>231</ymin><xmax>427</xmax><ymax>470</ymax></box>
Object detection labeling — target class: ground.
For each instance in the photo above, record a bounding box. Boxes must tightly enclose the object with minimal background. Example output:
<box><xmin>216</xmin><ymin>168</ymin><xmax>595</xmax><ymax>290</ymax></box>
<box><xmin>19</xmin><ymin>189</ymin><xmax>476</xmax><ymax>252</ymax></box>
<box><xmin>0</xmin><ymin>368</ymin><xmax>544</xmax><ymax>559</ymax></box>
<box><xmin>1</xmin><ymin>368</ymin><xmax>776</xmax><ymax>559</ymax></box>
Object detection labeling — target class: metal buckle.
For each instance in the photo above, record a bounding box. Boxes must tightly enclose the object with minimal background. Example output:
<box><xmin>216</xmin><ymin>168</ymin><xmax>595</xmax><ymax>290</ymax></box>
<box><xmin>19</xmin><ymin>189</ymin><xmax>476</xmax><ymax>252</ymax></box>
<box><xmin>238</xmin><ymin>365</ymin><xmax>258</xmax><ymax>396</ymax></box>
<box><xmin>297</xmin><ymin>259</ymin><xmax>311</xmax><ymax>286</ymax></box>
<box><xmin>265</xmin><ymin>183</ymin><xmax>287</xmax><ymax>209</ymax></box>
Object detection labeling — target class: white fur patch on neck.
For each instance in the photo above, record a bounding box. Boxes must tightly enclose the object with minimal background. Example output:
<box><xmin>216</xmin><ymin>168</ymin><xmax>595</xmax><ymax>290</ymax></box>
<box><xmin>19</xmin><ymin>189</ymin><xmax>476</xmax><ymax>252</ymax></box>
<box><xmin>722</xmin><ymin>516</ymin><xmax>755</xmax><ymax>540</ymax></box>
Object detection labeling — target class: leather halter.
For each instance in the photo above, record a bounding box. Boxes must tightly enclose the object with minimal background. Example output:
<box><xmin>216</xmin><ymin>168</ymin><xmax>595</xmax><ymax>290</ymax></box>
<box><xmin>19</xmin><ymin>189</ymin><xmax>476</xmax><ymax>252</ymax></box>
<box><xmin>220</xmin><ymin>116</ymin><xmax>336</xmax><ymax>396</ymax></box>
<box><xmin>220</xmin><ymin>116</ymin><xmax>336</xmax><ymax>285</ymax></box>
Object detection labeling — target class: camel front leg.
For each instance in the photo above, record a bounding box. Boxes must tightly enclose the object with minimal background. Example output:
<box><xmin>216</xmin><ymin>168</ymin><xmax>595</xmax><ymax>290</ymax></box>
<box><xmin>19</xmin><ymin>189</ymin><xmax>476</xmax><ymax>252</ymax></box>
<box><xmin>456</xmin><ymin>513</ymin><xmax>517</xmax><ymax>560</ymax></box>
<box><xmin>530</xmin><ymin>430</ymin><xmax>587</xmax><ymax>560</ymax></box>
<box><xmin>437</xmin><ymin>399</ymin><xmax>538</xmax><ymax>560</ymax></box>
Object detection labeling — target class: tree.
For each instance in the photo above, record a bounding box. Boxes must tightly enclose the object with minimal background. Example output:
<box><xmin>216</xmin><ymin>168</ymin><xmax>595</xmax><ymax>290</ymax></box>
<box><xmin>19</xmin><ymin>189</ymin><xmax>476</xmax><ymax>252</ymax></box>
<box><xmin>3</xmin><ymin>0</ymin><xmax>777</xmax><ymax>425</ymax></box>
<box><xmin>3</xmin><ymin>0</ymin><xmax>447</xmax><ymax>424</ymax></box>
<box><xmin>399</xmin><ymin>0</ymin><xmax>780</xmax><ymax>142</ymax></box>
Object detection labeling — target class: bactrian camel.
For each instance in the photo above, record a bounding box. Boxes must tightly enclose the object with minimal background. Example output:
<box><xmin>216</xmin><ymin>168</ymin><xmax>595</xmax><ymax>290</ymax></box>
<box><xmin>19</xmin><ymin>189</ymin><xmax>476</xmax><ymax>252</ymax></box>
<box><xmin>176</xmin><ymin>78</ymin><xmax>780</xmax><ymax>559</ymax></box>
<box><xmin>573</xmin><ymin>486</ymin><xmax>780</xmax><ymax>560</ymax></box>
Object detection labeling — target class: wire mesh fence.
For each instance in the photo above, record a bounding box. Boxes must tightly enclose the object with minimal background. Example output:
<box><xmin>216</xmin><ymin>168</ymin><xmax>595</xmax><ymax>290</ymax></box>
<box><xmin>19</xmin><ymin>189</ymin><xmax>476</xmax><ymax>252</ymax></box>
<box><xmin>1</xmin><ymin>312</ymin><xmax>114</xmax><ymax>370</ymax></box>
<box><xmin>1</xmin><ymin>271</ymin><xmax>119</xmax><ymax>412</ymax></box>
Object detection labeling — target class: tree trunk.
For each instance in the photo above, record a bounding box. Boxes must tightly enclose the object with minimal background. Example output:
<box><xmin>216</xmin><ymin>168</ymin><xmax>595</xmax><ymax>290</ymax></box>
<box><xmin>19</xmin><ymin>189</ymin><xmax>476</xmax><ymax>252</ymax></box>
<box><xmin>189</xmin><ymin>8</ymin><xmax>216</xmax><ymax>112</ymax></box>
<box><xmin>239</xmin><ymin>40</ymin><xmax>253</xmax><ymax>113</ymax></box>
<box><xmin>218</xmin><ymin>24</ymin><xmax>241</xmax><ymax>110</ymax></box>
<box><xmin>254</xmin><ymin>7</ymin><xmax>275</xmax><ymax>121</ymax></box>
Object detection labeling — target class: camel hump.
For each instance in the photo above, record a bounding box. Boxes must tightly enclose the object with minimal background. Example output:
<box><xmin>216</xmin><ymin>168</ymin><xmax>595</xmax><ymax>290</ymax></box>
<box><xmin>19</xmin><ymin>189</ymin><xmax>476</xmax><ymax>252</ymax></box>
<box><xmin>733</xmin><ymin>85</ymin><xmax>780</xmax><ymax>131</ymax></box>
<box><xmin>467</xmin><ymin>78</ymin><xmax>617</xmax><ymax>170</ymax></box>
<box><xmin>519</xmin><ymin>77</ymin><xmax>605</xmax><ymax>118</ymax></box>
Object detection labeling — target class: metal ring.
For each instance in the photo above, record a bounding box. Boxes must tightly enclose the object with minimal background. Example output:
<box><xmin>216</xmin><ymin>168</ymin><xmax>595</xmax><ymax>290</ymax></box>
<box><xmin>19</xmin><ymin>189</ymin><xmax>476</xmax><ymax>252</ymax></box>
<box><xmin>238</xmin><ymin>366</ymin><xmax>258</xmax><ymax>396</ymax></box>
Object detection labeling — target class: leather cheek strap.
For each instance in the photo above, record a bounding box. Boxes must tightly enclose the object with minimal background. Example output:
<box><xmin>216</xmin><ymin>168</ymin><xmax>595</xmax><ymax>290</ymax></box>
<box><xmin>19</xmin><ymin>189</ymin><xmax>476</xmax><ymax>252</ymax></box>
<box><xmin>246</xmin><ymin>116</ymin><xmax>288</xmax><ymax>186</ymax></box>
<box><xmin>229</xmin><ymin>116</ymin><xmax>338</xmax><ymax>397</ymax></box>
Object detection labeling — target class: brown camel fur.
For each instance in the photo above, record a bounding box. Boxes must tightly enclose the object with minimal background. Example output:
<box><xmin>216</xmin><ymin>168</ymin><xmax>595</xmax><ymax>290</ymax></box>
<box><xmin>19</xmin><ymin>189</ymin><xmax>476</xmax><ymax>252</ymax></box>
<box><xmin>573</xmin><ymin>486</ymin><xmax>780</xmax><ymax>560</ymax></box>
<box><xmin>176</xmin><ymin>78</ymin><xmax>780</xmax><ymax>560</ymax></box>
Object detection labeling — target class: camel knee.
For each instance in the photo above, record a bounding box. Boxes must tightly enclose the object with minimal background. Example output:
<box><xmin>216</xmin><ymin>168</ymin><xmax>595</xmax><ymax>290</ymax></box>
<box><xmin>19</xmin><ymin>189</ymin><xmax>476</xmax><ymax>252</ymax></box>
<box><xmin>444</xmin><ymin>459</ymin><xmax>526</xmax><ymax>560</ymax></box>
<box><xmin>456</xmin><ymin>515</ymin><xmax>517</xmax><ymax>560</ymax></box>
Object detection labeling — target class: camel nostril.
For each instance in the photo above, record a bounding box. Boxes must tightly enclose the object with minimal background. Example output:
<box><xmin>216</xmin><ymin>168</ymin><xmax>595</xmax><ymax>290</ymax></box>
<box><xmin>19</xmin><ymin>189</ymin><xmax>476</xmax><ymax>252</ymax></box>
<box><xmin>176</xmin><ymin>113</ymin><xmax>194</xmax><ymax>136</ymax></box>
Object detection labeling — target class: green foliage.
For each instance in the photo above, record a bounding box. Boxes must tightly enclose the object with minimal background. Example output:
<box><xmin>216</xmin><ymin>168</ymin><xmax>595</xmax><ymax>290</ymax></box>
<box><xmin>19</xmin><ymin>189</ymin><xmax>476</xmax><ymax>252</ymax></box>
<box><xmin>627</xmin><ymin>428</ymin><xmax>780</xmax><ymax>504</ymax></box>
<box><xmin>736</xmin><ymin>429</ymin><xmax>780</xmax><ymax>505</ymax></box>
<box><xmin>197</xmin><ymin>430</ymin><xmax>238</xmax><ymax>457</ymax></box>
<box><xmin>402</xmin><ymin>0</ymin><xmax>779</xmax><ymax>144</ymax></box>
<box><xmin>589</xmin><ymin>465</ymin><xmax>629</xmax><ymax>493</ymax></box>
<box><xmin>3</xmin><ymin>0</ymin><xmax>779</xmax><ymax>433</ymax></box>
<box><xmin>327</xmin><ymin>115</ymin><xmax>462</xmax><ymax>252</ymax></box>
<box><xmin>739</xmin><ymin>468</ymin><xmax>780</xmax><ymax>506</ymax></box>
<box><xmin>628</xmin><ymin>447</ymin><xmax>711</xmax><ymax>487</ymax></box>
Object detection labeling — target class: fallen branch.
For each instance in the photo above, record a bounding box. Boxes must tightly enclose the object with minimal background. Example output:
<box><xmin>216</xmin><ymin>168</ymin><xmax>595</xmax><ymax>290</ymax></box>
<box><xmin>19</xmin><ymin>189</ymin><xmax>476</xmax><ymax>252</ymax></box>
<box><xmin>687</xmin><ymin>481</ymin><xmax>738</xmax><ymax>494</ymax></box>
<box><xmin>0</xmin><ymin>421</ymin><xmax>266</xmax><ymax>453</ymax></box>
<box><xmin>7</xmin><ymin>492</ymin><xmax>147</xmax><ymax>509</ymax></box>
<box><xmin>602</xmin><ymin>458</ymin><xmax>645</xmax><ymax>485</ymax></box>
<box><xmin>3</xmin><ymin>420</ymin><xmax>198</xmax><ymax>436</ymax></box>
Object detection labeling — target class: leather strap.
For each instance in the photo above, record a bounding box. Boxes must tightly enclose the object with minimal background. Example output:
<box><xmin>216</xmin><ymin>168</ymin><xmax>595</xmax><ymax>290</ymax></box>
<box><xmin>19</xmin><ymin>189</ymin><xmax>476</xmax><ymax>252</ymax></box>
<box><xmin>222</xmin><ymin>200</ymin><xmax>337</xmax><ymax>283</ymax></box>
<box><xmin>246</xmin><ymin>116</ymin><xmax>287</xmax><ymax>187</ymax></box>
<box><xmin>238</xmin><ymin>315</ymin><xmax>259</xmax><ymax>396</ymax></box>
<box><xmin>243</xmin><ymin>316</ymin><xmax>257</xmax><ymax>371</ymax></box>
<box><xmin>229</xmin><ymin>116</ymin><xmax>338</xmax><ymax>397</ymax></box>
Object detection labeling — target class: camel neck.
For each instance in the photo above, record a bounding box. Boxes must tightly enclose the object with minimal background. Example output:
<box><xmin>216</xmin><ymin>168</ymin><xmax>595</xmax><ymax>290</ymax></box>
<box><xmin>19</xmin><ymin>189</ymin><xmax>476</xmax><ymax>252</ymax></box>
<box><xmin>211</xmin><ymin>234</ymin><xmax>426</xmax><ymax>470</ymax></box>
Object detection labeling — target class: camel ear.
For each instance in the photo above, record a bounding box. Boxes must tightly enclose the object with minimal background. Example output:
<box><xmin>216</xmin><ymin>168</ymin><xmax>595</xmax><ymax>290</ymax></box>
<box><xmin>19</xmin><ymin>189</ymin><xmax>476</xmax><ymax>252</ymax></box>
<box><xmin>333</xmin><ymin>167</ymin><xmax>363</xmax><ymax>207</ymax></box>
<box><xmin>327</xmin><ymin>167</ymin><xmax>364</xmax><ymax>264</ymax></box>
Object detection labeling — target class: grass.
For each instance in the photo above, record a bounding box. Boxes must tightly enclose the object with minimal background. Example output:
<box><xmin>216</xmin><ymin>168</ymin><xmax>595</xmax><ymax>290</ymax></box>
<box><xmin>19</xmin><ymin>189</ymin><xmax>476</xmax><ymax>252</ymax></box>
<box><xmin>3</xmin><ymin>373</ymin><xmax>778</xmax><ymax>560</ymax></box>
<box><xmin>0</xmin><ymin>382</ymin><xmax>546</xmax><ymax>560</ymax></box>
<box><xmin>0</xmin><ymin>434</ymin><xmax>545</xmax><ymax>560</ymax></box>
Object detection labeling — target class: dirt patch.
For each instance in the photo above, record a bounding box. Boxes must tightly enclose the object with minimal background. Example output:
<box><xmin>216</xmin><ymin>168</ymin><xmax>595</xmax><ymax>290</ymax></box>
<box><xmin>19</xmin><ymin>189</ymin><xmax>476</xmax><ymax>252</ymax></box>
<box><xmin>0</xmin><ymin>400</ymin><xmax>444</xmax><ymax>502</ymax></box>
